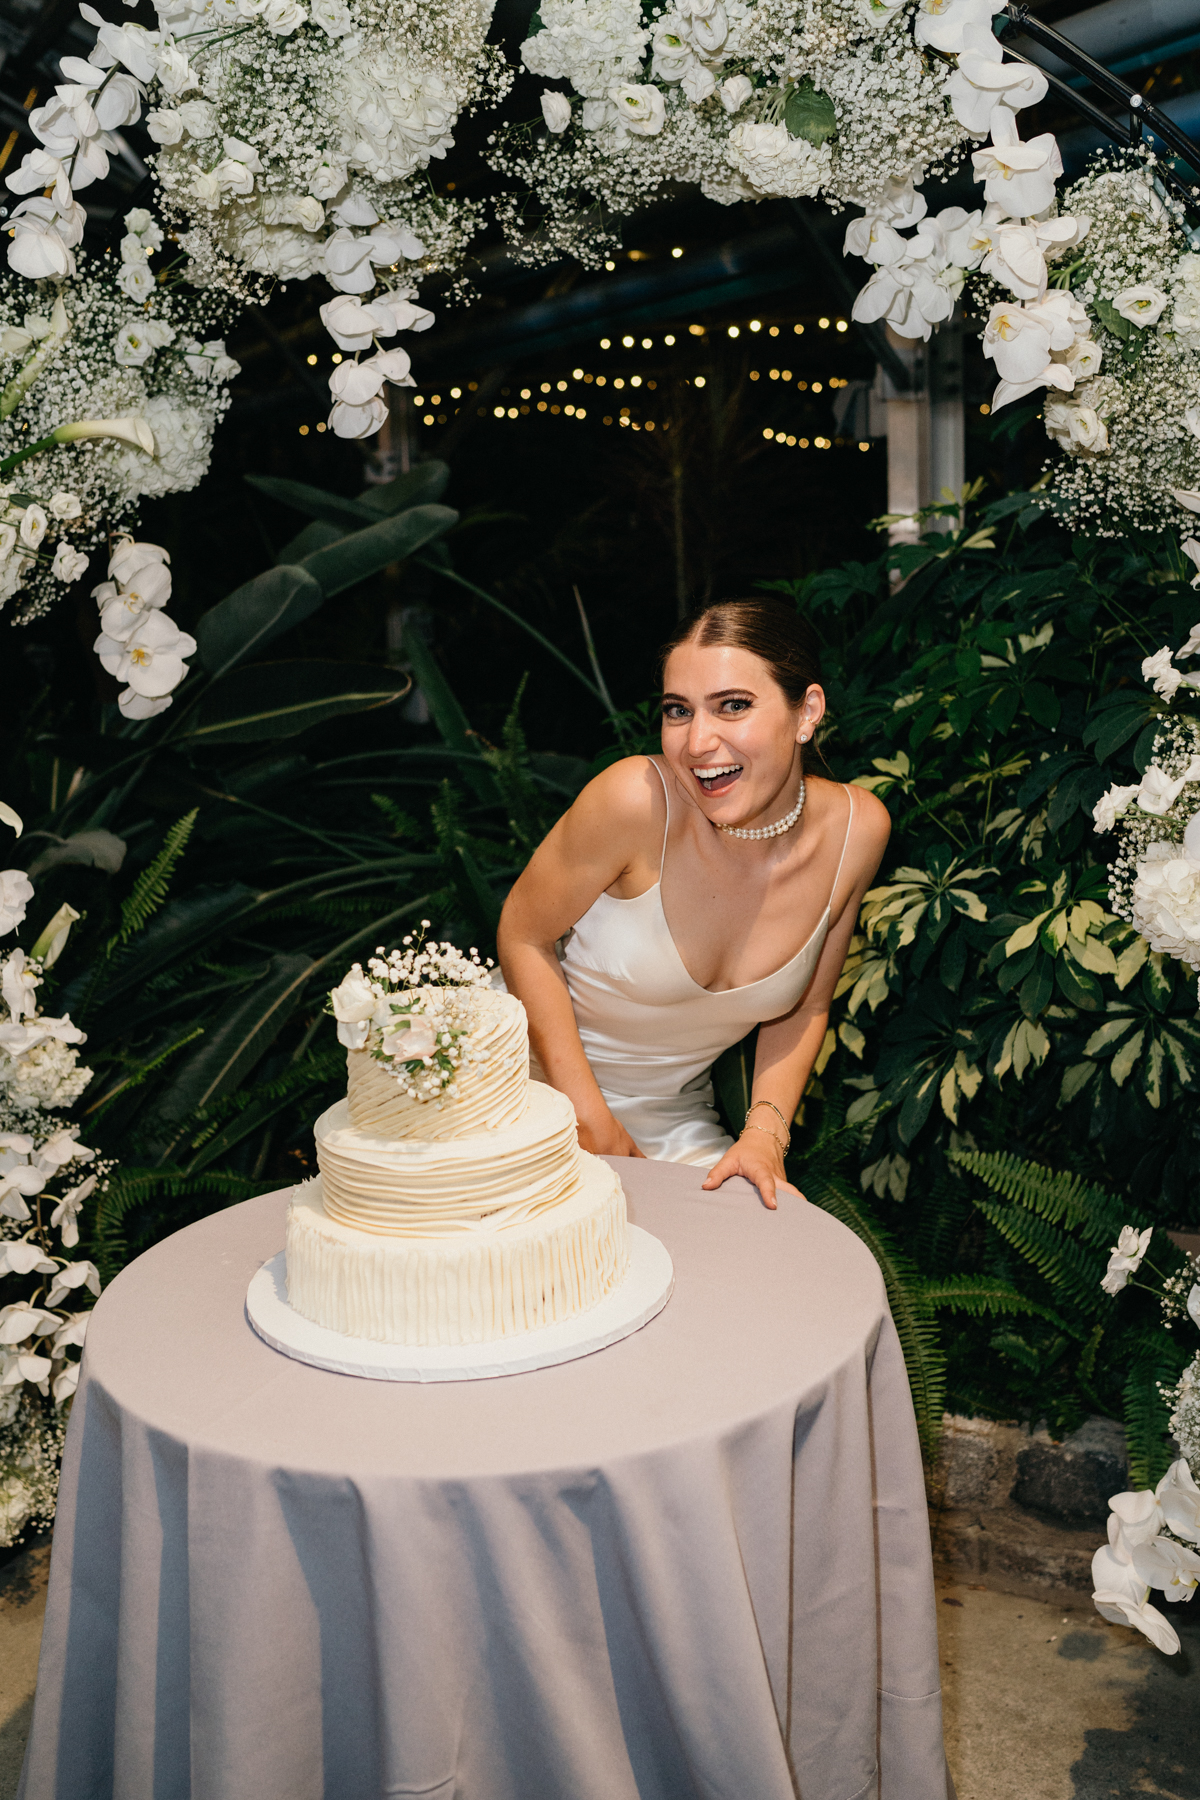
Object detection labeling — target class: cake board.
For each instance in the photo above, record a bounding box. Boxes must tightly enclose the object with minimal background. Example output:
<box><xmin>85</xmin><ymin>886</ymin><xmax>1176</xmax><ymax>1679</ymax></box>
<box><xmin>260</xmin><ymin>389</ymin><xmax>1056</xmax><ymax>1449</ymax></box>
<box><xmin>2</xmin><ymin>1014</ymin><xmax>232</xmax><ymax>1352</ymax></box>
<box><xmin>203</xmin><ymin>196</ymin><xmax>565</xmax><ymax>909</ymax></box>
<box><xmin>245</xmin><ymin>1225</ymin><xmax>674</xmax><ymax>1382</ymax></box>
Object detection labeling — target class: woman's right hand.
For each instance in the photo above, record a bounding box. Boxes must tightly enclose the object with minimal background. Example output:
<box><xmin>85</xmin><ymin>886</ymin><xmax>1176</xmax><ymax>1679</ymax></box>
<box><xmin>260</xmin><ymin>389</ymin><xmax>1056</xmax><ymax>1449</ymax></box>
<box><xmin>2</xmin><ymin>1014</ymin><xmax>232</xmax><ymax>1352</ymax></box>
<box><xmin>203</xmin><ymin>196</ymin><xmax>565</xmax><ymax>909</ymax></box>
<box><xmin>576</xmin><ymin>1113</ymin><xmax>646</xmax><ymax>1159</ymax></box>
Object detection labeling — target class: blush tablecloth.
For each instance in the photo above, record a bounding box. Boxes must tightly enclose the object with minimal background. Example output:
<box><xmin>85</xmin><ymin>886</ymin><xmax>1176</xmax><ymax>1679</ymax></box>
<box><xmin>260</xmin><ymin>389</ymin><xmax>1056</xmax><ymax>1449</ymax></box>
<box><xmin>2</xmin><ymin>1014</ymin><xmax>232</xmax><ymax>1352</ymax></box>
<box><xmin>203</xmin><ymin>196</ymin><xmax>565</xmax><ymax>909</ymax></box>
<box><xmin>18</xmin><ymin>1158</ymin><xmax>954</xmax><ymax>1800</ymax></box>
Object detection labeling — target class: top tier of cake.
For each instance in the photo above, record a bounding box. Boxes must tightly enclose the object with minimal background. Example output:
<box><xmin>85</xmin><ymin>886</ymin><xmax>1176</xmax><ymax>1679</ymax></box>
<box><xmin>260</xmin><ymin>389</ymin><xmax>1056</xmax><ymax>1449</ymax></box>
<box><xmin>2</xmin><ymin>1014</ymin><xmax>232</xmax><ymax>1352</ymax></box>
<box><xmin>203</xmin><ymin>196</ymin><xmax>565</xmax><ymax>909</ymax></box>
<box><xmin>347</xmin><ymin>985</ymin><xmax>528</xmax><ymax>1142</ymax></box>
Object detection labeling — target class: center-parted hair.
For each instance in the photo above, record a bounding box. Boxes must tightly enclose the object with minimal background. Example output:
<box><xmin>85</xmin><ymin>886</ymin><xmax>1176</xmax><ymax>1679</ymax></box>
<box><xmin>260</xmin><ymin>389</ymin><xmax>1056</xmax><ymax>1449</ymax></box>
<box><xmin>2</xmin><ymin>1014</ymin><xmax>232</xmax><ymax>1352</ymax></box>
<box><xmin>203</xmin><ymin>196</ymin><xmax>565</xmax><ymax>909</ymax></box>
<box><xmin>659</xmin><ymin>598</ymin><xmax>823</xmax><ymax>708</ymax></box>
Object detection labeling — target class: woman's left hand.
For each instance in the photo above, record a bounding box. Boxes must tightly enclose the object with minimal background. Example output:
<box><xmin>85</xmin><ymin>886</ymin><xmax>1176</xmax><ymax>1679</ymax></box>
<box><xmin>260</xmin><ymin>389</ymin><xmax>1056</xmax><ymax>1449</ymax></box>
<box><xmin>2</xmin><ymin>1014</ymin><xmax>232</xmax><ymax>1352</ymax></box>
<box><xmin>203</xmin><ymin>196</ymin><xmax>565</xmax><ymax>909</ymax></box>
<box><xmin>700</xmin><ymin>1130</ymin><xmax>802</xmax><ymax>1211</ymax></box>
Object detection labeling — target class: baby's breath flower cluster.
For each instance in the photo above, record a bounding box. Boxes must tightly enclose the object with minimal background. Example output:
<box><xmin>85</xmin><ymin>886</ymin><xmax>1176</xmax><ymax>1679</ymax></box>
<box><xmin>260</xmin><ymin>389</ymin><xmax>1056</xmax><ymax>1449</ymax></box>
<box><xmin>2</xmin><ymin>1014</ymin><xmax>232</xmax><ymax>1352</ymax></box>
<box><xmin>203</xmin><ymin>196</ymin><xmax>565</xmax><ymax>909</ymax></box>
<box><xmin>1032</xmin><ymin>158</ymin><xmax>1200</xmax><ymax>536</ymax></box>
<box><xmin>1168</xmin><ymin>1354</ymin><xmax>1200</xmax><ymax>1468</ymax></box>
<box><xmin>328</xmin><ymin>922</ymin><xmax>496</xmax><ymax>1102</ymax></box>
<box><xmin>0</xmin><ymin>806</ymin><xmax>109</xmax><ymax>1548</ymax></box>
<box><xmin>490</xmin><ymin>0</ymin><xmax>976</xmax><ymax>268</ymax></box>
<box><xmin>1093</xmin><ymin>652</ymin><xmax>1200</xmax><ymax>996</ymax></box>
<box><xmin>0</xmin><ymin>216</ymin><xmax>237</xmax><ymax>625</ymax></box>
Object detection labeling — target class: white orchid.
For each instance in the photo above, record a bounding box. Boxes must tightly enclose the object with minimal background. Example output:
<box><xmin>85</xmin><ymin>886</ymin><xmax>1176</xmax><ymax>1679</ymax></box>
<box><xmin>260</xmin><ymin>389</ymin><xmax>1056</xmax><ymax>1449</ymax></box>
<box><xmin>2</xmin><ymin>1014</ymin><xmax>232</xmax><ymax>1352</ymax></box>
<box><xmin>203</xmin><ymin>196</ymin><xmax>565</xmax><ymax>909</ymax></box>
<box><xmin>1101</xmin><ymin>1224</ymin><xmax>1154</xmax><ymax>1295</ymax></box>
<box><xmin>1136</xmin><ymin>760</ymin><xmax>1200</xmax><ymax>815</ymax></box>
<box><xmin>948</xmin><ymin>37</ymin><xmax>1047</xmax><ymax>137</ymax></box>
<box><xmin>94</xmin><ymin>608</ymin><xmax>197</xmax><ymax>702</ymax></box>
<box><xmin>50</xmin><ymin>1177</ymin><xmax>97</xmax><ymax>1250</ymax></box>
<box><xmin>971</xmin><ymin>108</ymin><xmax>1062</xmax><ymax>219</ymax></box>
<box><xmin>44</xmin><ymin>1261</ymin><xmax>101</xmax><ymax>1310</ymax></box>
<box><xmin>2</xmin><ymin>952</ymin><xmax>38</xmax><ymax>1022</ymax></box>
<box><xmin>0</xmin><ymin>1243</ymin><xmax>56</xmax><ymax>1279</ymax></box>
<box><xmin>914</xmin><ymin>0</ymin><xmax>1004</xmax><ymax>56</ymax></box>
<box><xmin>0</xmin><ymin>871</ymin><xmax>34</xmax><ymax>937</ymax></box>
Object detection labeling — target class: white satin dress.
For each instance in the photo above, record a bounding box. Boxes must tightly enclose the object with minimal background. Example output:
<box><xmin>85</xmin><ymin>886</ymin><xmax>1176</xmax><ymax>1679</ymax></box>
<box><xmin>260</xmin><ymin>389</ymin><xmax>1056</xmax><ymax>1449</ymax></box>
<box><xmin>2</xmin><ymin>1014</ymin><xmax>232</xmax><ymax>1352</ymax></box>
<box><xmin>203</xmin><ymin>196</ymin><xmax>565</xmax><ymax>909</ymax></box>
<box><xmin>540</xmin><ymin>760</ymin><xmax>857</xmax><ymax>1166</ymax></box>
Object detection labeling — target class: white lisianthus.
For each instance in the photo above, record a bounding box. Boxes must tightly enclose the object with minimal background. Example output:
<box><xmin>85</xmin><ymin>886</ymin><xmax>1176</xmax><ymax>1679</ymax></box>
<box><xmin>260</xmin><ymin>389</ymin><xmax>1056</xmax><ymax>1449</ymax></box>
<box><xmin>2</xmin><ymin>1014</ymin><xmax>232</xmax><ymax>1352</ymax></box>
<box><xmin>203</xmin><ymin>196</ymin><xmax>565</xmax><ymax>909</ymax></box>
<box><xmin>50</xmin><ymin>544</ymin><xmax>88</xmax><ymax>583</ymax></box>
<box><xmin>720</xmin><ymin>73</ymin><xmax>752</xmax><ymax>112</ymax></box>
<box><xmin>612</xmin><ymin>84</ymin><xmax>666</xmax><ymax>136</ymax></box>
<box><xmin>145</xmin><ymin>108</ymin><xmax>184</xmax><ymax>145</ymax></box>
<box><xmin>1043</xmin><ymin>398</ymin><xmax>1108</xmax><ymax>457</ymax></box>
<box><xmin>1092</xmin><ymin>782</ymin><xmax>1140</xmax><ymax>833</ymax></box>
<box><xmin>261</xmin><ymin>0</ymin><xmax>307</xmax><ymax>31</ymax></box>
<box><xmin>1101</xmin><ymin>1224</ymin><xmax>1154</xmax><ymax>1295</ymax></box>
<box><xmin>1112</xmin><ymin>285</ymin><xmax>1168</xmax><ymax>327</ymax></box>
<box><xmin>380</xmin><ymin>1016</ymin><xmax>438</xmax><ymax>1060</ymax></box>
<box><xmin>176</xmin><ymin>98</ymin><xmax>217</xmax><ymax>137</ymax></box>
<box><xmin>18</xmin><ymin>507</ymin><xmax>47</xmax><ymax>551</ymax></box>
<box><xmin>48</xmin><ymin>492</ymin><xmax>81</xmax><ymax>520</ymax></box>
<box><xmin>1142</xmin><ymin>647</ymin><xmax>1181</xmax><ymax>700</ymax></box>
<box><xmin>311</xmin><ymin>0</ymin><xmax>353</xmax><ymax>32</ymax></box>
<box><xmin>541</xmin><ymin>91</ymin><xmax>572</xmax><ymax>133</ymax></box>
<box><xmin>1136</xmin><ymin>758</ymin><xmax>1200</xmax><ymax>813</ymax></box>
<box><xmin>330</xmin><ymin>968</ymin><xmax>378</xmax><ymax>1049</ymax></box>
<box><xmin>117</xmin><ymin>261</ymin><xmax>156</xmax><ymax>303</ymax></box>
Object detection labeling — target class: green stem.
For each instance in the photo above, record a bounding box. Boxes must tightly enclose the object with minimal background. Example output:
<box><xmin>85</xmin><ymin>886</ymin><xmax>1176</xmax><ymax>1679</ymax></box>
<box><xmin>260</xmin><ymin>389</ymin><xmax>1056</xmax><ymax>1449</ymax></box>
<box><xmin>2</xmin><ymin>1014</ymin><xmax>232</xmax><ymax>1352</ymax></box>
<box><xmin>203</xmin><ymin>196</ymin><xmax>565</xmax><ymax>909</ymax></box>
<box><xmin>416</xmin><ymin>558</ymin><xmax>607</xmax><ymax>707</ymax></box>
<box><xmin>0</xmin><ymin>431</ymin><xmax>62</xmax><ymax>477</ymax></box>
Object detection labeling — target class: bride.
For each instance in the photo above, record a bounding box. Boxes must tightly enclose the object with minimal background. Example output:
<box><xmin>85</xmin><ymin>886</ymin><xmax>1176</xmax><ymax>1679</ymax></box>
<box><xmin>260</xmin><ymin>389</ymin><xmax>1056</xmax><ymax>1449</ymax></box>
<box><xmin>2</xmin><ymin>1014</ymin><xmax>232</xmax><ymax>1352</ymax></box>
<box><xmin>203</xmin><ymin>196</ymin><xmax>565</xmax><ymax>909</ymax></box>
<box><xmin>497</xmin><ymin>597</ymin><xmax>890</xmax><ymax>1208</ymax></box>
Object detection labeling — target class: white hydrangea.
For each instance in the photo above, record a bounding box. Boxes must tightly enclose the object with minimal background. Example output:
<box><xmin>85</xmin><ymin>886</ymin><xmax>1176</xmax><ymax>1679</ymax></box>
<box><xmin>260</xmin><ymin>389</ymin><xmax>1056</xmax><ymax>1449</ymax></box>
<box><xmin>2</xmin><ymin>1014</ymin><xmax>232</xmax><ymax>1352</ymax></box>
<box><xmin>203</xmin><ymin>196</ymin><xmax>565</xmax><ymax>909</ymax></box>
<box><xmin>0</xmin><ymin>1039</ymin><xmax>93</xmax><ymax>1114</ymax></box>
<box><xmin>521</xmin><ymin>0</ymin><xmax>649</xmax><ymax>98</ymax></box>
<box><xmin>1130</xmin><ymin>842</ymin><xmax>1200</xmax><ymax>975</ymax></box>
<box><xmin>727</xmin><ymin>122</ymin><xmax>831</xmax><ymax>197</ymax></box>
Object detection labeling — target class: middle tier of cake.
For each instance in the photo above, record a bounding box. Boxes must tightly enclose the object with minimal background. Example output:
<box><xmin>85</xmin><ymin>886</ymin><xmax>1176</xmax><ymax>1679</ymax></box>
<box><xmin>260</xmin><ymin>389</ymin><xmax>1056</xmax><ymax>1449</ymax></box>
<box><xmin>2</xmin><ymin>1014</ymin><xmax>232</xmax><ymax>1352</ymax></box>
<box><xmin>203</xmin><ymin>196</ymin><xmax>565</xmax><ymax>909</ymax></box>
<box><xmin>314</xmin><ymin>1079</ymin><xmax>585</xmax><ymax>1235</ymax></box>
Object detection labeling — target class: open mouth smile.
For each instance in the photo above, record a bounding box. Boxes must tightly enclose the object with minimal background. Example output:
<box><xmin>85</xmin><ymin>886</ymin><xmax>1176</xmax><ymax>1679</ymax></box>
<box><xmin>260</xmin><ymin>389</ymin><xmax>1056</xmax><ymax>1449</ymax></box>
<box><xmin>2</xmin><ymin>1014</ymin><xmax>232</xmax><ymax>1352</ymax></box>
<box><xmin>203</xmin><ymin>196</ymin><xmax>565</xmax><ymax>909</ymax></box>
<box><xmin>692</xmin><ymin>763</ymin><xmax>743</xmax><ymax>795</ymax></box>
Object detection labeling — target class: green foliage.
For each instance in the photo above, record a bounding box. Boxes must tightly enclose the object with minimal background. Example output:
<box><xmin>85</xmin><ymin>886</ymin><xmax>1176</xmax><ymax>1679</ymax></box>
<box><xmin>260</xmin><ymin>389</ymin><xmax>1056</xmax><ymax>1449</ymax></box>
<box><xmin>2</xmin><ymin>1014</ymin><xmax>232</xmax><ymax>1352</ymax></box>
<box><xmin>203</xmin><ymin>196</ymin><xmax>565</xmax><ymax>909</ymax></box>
<box><xmin>107</xmin><ymin>810</ymin><xmax>197</xmax><ymax>951</ymax></box>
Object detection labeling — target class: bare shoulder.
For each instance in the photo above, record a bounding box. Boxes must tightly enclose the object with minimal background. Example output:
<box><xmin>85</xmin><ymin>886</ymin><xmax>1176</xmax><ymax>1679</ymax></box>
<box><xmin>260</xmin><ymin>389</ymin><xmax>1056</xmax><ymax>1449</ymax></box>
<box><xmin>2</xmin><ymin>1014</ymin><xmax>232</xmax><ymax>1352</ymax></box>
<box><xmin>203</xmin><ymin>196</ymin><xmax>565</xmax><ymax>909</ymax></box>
<box><xmin>846</xmin><ymin>782</ymin><xmax>891</xmax><ymax>854</ymax></box>
<box><xmin>566</xmin><ymin>755</ymin><xmax>665</xmax><ymax>833</ymax></box>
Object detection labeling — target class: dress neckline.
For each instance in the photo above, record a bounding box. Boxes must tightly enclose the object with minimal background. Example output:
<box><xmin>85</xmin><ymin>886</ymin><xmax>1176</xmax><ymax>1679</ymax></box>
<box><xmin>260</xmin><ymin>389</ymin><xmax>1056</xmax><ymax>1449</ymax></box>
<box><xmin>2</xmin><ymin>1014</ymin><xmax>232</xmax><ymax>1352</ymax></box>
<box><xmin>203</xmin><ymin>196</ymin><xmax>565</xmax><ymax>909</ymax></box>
<box><xmin>595</xmin><ymin>882</ymin><xmax>832</xmax><ymax>997</ymax></box>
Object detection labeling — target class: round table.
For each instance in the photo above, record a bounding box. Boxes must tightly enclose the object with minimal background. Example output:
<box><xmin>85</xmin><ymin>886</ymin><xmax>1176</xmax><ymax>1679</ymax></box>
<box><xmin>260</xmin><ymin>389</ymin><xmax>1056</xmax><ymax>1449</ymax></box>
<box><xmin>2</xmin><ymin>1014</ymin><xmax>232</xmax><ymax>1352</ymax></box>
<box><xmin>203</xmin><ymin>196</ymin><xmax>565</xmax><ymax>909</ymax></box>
<box><xmin>18</xmin><ymin>1159</ymin><xmax>954</xmax><ymax>1800</ymax></box>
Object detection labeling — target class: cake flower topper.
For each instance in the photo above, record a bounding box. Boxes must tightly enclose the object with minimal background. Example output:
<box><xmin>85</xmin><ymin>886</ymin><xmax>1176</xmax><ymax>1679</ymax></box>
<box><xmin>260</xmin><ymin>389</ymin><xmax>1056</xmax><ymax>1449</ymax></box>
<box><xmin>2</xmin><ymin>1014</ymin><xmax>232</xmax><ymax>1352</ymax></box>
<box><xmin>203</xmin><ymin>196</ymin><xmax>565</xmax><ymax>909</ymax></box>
<box><xmin>327</xmin><ymin>924</ymin><xmax>495</xmax><ymax>1102</ymax></box>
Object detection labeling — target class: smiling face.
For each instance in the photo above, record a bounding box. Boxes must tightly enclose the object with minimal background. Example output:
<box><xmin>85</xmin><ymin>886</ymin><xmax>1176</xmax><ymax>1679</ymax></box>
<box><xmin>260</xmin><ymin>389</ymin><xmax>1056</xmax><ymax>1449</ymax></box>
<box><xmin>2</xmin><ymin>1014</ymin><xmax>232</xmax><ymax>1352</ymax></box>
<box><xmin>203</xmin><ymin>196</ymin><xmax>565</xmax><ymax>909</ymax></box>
<box><xmin>660</xmin><ymin>640</ymin><xmax>825</xmax><ymax>829</ymax></box>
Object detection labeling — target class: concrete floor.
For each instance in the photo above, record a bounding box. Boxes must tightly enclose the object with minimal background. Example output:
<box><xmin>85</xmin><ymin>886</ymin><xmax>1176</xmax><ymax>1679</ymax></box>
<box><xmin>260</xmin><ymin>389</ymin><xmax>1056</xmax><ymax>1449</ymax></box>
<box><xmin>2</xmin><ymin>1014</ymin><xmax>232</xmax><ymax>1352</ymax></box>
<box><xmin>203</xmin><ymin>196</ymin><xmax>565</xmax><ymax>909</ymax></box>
<box><xmin>0</xmin><ymin>1548</ymin><xmax>1197</xmax><ymax>1797</ymax></box>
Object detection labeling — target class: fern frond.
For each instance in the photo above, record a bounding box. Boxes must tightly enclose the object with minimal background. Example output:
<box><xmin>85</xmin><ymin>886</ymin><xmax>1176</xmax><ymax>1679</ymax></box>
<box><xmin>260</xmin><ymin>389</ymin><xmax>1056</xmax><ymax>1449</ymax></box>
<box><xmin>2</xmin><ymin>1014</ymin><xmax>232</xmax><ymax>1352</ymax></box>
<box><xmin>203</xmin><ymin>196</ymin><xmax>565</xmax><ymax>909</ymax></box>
<box><xmin>1124</xmin><ymin>1359</ymin><xmax>1175</xmax><ymax>1489</ymax></box>
<box><xmin>107</xmin><ymin>810</ymin><xmax>198</xmax><ymax>953</ymax></box>
<box><xmin>917</xmin><ymin>1275</ymin><xmax>1070</xmax><ymax>1330</ymax></box>
<box><xmin>91</xmin><ymin>1165</ymin><xmax>259</xmax><ymax>1281</ymax></box>
<box><xmin>971</xmin><ymin>1195</ymin><xmax>1107</xmax><ymax>1313</ymax></box>
<box><xmin>370</xmin><ymin>794</ymin><xmax>421</xmax><ymax>840</ymax></box>
<box><xmin>82</xmin><ymin>1026</ymin><xmax>204</xmax><ymax>1120</ymax></box>
<box><xmin>803</xmin><ymin>1167</ymin><xmax>945</xmax><ymax>1464</ymax></box>
<box><xmin>951</xmin><ymin>1147</ymin><xmax>1132</xmax><ymax>1250</ymax></box>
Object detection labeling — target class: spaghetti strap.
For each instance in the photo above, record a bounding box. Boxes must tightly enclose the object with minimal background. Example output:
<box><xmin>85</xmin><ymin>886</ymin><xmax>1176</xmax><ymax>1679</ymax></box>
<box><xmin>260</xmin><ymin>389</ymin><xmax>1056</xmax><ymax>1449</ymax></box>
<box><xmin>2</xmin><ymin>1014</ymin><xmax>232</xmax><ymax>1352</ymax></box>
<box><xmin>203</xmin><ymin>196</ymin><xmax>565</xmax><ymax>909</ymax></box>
<box><xmin>829</xmin><ymin>784</ymin><xmax>855</xmax><ymax>913</ymax></box>
<box><xmin>647</xmin><ymin>757</ymin><xmax>670</xmax><ymax>878</ymax></box>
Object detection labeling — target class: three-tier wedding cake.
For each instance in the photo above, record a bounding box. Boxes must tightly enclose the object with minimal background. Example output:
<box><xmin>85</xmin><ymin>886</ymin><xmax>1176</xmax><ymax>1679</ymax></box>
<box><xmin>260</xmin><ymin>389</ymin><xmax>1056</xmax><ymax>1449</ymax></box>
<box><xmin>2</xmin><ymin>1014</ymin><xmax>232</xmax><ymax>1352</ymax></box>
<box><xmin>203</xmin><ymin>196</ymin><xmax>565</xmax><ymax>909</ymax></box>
<box><xmin>285</xmin><ymin>934</ymin><xmax>629</xmax><ymax>1347</ymax></box>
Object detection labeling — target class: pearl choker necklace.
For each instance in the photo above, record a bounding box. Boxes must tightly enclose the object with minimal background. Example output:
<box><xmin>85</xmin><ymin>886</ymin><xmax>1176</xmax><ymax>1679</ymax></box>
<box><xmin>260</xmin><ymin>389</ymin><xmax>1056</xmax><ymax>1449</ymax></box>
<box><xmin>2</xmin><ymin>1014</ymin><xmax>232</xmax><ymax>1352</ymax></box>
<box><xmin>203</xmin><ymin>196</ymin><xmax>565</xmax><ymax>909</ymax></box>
<box><xmin>717</xmin><ymin>779</ymin><xmax>806</xmax><ymax>842</ymax></box>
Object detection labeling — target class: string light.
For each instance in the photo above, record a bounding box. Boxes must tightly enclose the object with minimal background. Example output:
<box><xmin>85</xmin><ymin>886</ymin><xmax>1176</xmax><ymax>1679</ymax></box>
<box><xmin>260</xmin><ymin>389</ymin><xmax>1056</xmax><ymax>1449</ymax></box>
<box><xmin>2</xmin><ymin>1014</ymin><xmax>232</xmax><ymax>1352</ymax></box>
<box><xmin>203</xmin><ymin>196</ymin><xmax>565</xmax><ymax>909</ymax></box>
<box><xmin>672</xmin><ymin>246</ymin><xmax>683</xmax><ymax>258</ymax></box>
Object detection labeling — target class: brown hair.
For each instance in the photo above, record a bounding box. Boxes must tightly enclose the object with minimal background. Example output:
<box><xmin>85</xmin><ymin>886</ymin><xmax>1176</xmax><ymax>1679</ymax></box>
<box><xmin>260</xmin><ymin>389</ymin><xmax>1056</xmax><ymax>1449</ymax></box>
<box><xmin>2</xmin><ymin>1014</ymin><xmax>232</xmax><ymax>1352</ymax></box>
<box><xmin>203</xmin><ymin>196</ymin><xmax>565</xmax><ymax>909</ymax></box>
<box><xmin>659</xmin><ymin>598</ymin><xmax>823</xmax><ymax>708</ymax></box>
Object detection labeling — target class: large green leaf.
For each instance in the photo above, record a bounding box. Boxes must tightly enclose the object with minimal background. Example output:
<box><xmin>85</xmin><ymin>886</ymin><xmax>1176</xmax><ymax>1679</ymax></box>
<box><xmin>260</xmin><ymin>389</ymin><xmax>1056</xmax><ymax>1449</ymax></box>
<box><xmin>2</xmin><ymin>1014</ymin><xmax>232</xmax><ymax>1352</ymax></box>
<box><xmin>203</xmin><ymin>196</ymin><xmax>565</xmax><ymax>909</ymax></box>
<box><xmin>401</xmin><ymin>620</ymin><xmax>494</xmax><ymax>803</ymax></box>
<box><xmin>178</xmin><ymin>661</ymin><xmax>411</xmax><ymax>744</ymax></box>
<box><xmin>275</xmin><ymin>520</ymin><xmax>343</xmax><ymax>567</ymax></box>
<box><xmin>245</xmin><ymin>474</ymin><xmax>379</xmax><ymax>530</ymax></box>
<box><xmin>784</xmin><ymin>78</ymin><xmax>836</xmax><ymax>146</ymax></box>
<box><xmin>146</xmin><ymin>951</ymin><xmax>316</xmax><ymax>1162</ymax></box>
<box><xmin>300</xmin><ymin>505</ymin><xmax>458</xmax><ymax>597</ymax></box>
<box><xmin>356</xmin><ymin>461</ymin><xmax>449</xmax><ymax>516</ymax></box>
<box><xmin>194</xmin><ymin>565</ymin><xmax>324</xmax><ymax>681</ymax></box>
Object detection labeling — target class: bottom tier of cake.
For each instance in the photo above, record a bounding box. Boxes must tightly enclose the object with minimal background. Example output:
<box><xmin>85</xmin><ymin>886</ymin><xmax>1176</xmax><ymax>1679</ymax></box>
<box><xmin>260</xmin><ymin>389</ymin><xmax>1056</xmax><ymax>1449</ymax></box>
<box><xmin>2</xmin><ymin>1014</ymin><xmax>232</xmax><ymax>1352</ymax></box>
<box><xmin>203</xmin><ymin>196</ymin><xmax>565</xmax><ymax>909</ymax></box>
<box><xmin>285</xmin><ymin>1154</ymin><xmax>629</xmax><ymax>1346</ymax></box>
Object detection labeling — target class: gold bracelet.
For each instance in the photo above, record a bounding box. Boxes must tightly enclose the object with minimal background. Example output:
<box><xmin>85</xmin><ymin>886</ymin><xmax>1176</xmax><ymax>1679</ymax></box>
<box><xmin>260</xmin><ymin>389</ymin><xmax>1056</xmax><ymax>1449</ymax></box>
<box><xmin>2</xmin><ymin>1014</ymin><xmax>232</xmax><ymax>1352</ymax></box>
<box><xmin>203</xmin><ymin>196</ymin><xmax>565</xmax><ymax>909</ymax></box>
<box><xmin>747</xmin><ymin>1098</ymin><xmax>790</xmax><ymax>1136</ymax></box>
<box><xmin>740</xmin><ymin>1122</ymin><xmax>788</xmax><ymax>1153</ymax></box>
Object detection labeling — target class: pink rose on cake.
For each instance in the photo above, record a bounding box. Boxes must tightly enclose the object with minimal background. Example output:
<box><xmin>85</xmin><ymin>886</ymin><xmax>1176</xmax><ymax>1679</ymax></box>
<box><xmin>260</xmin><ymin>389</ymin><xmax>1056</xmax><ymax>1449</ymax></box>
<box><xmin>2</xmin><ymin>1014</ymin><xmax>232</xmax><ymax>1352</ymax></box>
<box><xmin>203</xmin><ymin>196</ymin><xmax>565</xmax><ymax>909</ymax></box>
<box><xmin>379</xmin><ymin>1014</ymin><xmax>438</xmax><ymax>1062</ymax></box>
<box><xmin>330</xmin><ymin>967</ymin><xmax>377</xmax><ymax>1049</ymax></box>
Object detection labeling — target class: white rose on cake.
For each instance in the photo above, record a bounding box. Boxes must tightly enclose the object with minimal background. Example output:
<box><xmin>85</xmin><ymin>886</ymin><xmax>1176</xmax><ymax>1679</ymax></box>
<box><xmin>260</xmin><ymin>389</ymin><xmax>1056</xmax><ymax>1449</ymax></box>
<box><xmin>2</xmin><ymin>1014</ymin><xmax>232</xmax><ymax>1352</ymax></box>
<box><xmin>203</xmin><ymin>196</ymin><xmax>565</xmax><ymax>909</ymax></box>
<box><xmin>330</xmin><ymin>968</ymin><xmax>378</xmax><ymax>1048</ymax></box>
